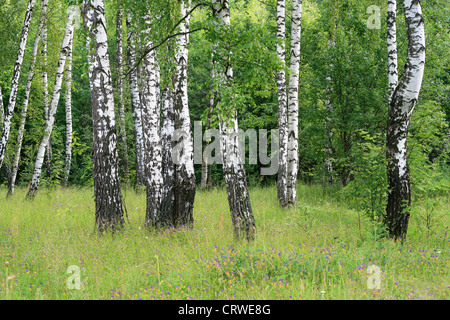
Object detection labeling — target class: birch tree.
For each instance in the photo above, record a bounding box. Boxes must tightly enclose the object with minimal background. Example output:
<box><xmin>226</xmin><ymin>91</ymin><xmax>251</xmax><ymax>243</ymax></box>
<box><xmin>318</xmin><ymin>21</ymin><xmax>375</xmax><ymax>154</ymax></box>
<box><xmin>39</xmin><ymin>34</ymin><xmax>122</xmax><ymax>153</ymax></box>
<box><xmin>172</xmin><ymin>0</ymin><xmax>196</xmax><ymax>228</ymax></box>
<box><xmin>276</xmin><ymin>0</ymin><xmax>288</xmax><ymax>207</ymax></box>
<box><xmin>159</xmin><ymin>87</ymin><xmax>175</xmax><ymax>226</ymax></box>
<box><xmin>126</xmin><ymin>13</ymin><xmax>145</xmax><ymax>187</ymax></box>
<box><xmin>26</xmin><ymin>5</ymin><xmax>76</xmax><ymax>199</ymax></box>
<box><xmin>212</xmin><ymin>0</ymin><xmax>256</xmax><ymax>242</ymax></box>
<box><xmin>286</xmin><ymin>0</ymin><xmax>302</xmax><ymax>205</ymax></box>
<box><xmin>324</xmin><ymin>36</ymin><xmax>334</xmax><ymax>185</ymax></box>
<box><xmin>201</xmin><ymin>79</ymin><xmax>214</xmax><ymax>189</ymax></box>
<box><xmin>40</xmin><ymin>7</ymin><xmax>52</xmax><ymax>180</ymax></box>
<box><xmin>115</xmin><ymin>4</ymin><xmax>129</xmax><ymax>184</ymax></box>
<box><xmin>0</xmin><ymin>0</ymin><xmax>35</xmax><ymax>171</ymax></box>
<box><xmin>141</xmin><ymin>14</ymin><xmax>163</xmax><ymax>228</ymax></box>
<box><xmin>8</xmin><ymin>0</ymin><xmax>48</xmax><ymax>197</ymax></box>
<box><xmin>0</xmin><ymin>85</ymin><xmax>4</xmax><ymax>129</ymax></box>
<box><xmin>83</xmin><ymin>0</ymin><xmax>125</xmax><ymax>233</ymax></box>
<box><xmin>62</xmin><ymin>15</ymin><xmax>75</xmax><ymax>187</ymax></box>
<box><xmin>387</xmin><ymin>0</ymin><xmax>398</xmax><ymax>102</ymax></box>
<box><xmin>385</xmin><ymin>0</ymin><xmax>426</xmax><ymax>240</ymax></box>
<box><xmin>0</xmin><ymin>85</ymin><xmax>6</xmax><ymax>180</ymax></box>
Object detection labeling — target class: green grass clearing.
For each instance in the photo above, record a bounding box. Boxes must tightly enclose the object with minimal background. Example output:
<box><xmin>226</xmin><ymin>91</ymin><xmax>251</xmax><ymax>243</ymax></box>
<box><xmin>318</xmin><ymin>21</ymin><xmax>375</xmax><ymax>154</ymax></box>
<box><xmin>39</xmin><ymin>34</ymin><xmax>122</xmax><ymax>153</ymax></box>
<box><xmin>0</xmin><ymin>185</ymin><xmax>448</xmax><ymax>300</ymax></box>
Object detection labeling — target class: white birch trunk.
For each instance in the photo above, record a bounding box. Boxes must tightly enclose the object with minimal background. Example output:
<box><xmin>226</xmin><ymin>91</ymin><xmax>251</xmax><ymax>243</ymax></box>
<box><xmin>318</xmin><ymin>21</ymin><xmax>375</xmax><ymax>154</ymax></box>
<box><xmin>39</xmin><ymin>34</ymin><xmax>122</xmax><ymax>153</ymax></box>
<box><xmin>155</xmin><ymin>56</ymin><xmax>161</xmax><ymax>117</ymax></box>
<box><xmin>212</xmin><ymin>0</ymin><xmax>256</xmax><ymax>242</ymax></box>
<box><xmin>1</xmin><ymin>79</ymin><xmax>9</xmax><ymax>183</ymax></box>
<box><xmin>126</xmin><ymin>13</ymin><xmax>145</xmax><ymax>188</ymax></box>
<box><xmin>83</xmin><ymin>0</ymin><xmax>125</xmax><ymax>232</ymax></box>
<box><xmin>42</xmin><ymin>17</ymin><xmax>49</xmax><ymax>118</ymax></box>
<box><xmin>115</xmin><ymin>4</ymin><xmax>129</xmax><ymax>183</ymax></box>
<box><xmin>42</xmin><ymin>27</ymin><xmax>49</xmax><ymax>120</ymax></box>
<box><xmin>0</xmin><ymin>85</ymin><xmax>4</xmax><ymax>130</ymax></box>
<box><xmin>8</xmin><ymin>0</ymin><xmax>48</xmax><ymax>197</ymax></box>
<box><xmin>387</xmin><ymin>0</ymin><xmax>398</xmax><ymax>102</ymax></box>
<box><xmin>276</xmin><ymin>0</ymin><xmax>288</xmax><ymax>207</ymax></box>
<box><xmin>201</xmin><ymin>76</ymin><xmax>214</xmax><ymax>189</ymax></box>
<box><xmin>172</xmin><ymin>0</ymin><xmax>196</xmax><ymax>228</ymax></box>
<box><xmin>0</xmin><ymin>0</ymin><xmax>35</xmax><ymax>170</ymax></box>
<box><xmin>26</xmin><ymin>6</ymin><xmax>76</xmax><ymax>199</ymax></box>
<box><xmin>42</xmin><ymin>14</ymin><xmax>52</xmax><ymax>180</ymax></box>
<box><xmin>141</xmin><ymin>14</ymin><xmax>163</xmax><ymax>228</ymax></box>
<box><xmin>62</xmin><ymin>24</ymin><xmax>74</xmax><ymax>187</ymax></box>
<box><xmin>200</xmin><ymin>142</ymin><xmax>209</xmax><ymax>188</ymax></box>
<box><xmin>385</xmin><ymin>0</ymin><xmax>426</xmax><ymax>239</ymax></box>
<box><xmin>287</xmin><ymin>0</ymin><xmax>302</xmax><ymax>206</ymax></box>
<box><xmin>160</xmin><ymin>87</ymin><xmax>175</xmax><ymax>225</ymax></box>
<box><xmin>1</xmin><ymin>83</ymin><xmax>9</xmax><ymax>182</ymax></box>
<box><xmin>324</xmin><ymin>37</ymin><xmax>334</xmax><ymax>185</ymax></box>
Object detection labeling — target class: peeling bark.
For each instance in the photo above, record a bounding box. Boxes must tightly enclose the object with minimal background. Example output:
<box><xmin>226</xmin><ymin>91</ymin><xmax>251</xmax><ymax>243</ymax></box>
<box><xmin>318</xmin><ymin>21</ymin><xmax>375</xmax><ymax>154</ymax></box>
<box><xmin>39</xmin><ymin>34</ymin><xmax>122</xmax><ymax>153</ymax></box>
<box><xmin>159</xmin><ymin>87</ymin><xmax>175</xmax><ymax>226</ymax></box>
<box><xmin>287</xmin><ymin>0</ymin><xmax>302</xmax><ymax>206</ymax></box>
<box><xmin>141</xmin><ymin>14</ymin><xmax>163</xmax><ymax>228</ymax></box>
<box><xmin>83</xmin><ymin>0</ymin><xmax>125</xmax><ymax>233</ymax></box>
<box><xmin>276</xmin><ymin>0</ymin><xmax>288</xmax><ymax>207</ymax></box>
<box><xmin>387</xmin><ymin>0</ymin><xmax>398</xmax><ymax>102</ymax></box>
<box><xmin>172</xmin><ymin>0</ymin><xmax>196</xmax><ymax>228</ymax></box>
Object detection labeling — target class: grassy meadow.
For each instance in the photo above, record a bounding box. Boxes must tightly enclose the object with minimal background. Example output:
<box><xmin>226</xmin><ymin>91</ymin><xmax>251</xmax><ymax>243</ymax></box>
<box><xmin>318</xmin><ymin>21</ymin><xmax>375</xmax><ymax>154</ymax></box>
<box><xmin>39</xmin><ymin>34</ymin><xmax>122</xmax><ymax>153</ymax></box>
<box><xmin>0</xmin><ymin>185</ymin><xmax>448</xmax><ymax>300</ymax></box>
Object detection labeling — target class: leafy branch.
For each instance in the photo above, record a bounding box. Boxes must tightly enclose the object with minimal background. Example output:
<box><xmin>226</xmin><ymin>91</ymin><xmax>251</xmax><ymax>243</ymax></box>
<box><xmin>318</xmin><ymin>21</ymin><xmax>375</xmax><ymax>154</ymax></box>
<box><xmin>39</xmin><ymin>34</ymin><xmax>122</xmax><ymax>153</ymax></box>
<box><xmin>125</xmin><ymin>2</ymin><xmax>208</xmax><ymax>77</ymax></box>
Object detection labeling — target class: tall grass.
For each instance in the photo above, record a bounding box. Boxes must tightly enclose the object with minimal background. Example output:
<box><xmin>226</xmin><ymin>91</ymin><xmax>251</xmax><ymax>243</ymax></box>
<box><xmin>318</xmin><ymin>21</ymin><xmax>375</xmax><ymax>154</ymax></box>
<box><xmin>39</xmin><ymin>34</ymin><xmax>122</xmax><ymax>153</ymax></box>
<box><xmin>0</xmin><ymin>184</ymin><xmax>448</xmax><ymax>300</ymax></box>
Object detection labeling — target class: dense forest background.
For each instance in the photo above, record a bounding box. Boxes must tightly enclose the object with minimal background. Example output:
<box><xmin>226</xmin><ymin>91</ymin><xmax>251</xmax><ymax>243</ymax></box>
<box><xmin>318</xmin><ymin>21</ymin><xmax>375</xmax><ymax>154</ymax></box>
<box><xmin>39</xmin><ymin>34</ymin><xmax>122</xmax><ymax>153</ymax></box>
<box><xmin>0</xmin><ymin>0</ymin><xmax>448</xmax><ymax>200</ymax></box>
